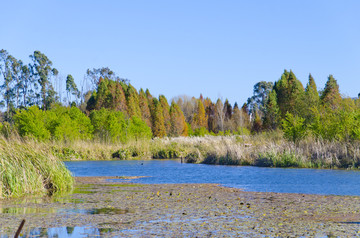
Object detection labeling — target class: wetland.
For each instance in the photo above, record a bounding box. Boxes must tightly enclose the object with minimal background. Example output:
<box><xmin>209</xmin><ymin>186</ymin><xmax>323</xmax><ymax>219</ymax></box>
<box><xmin>1</xmin><ymin>160</ymin><xmax>360</xmax><ymax>237</ymax></box>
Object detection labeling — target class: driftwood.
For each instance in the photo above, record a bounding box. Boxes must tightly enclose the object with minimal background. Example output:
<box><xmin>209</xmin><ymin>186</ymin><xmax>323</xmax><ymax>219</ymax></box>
<box><xmin>14</xmin><ymin>219</ymin><xmax>25</xmax><ymax>238</ymax></box>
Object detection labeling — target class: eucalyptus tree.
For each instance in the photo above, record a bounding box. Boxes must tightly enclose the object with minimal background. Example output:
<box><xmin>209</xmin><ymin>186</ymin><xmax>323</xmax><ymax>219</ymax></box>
<box><xmin>0</xmin><ymin>49</ymin><xmax>14</xmax><ymax>116</ymax></box>
<box><xmin>66</xmin><ymin>74</ymin><xmax>80</xmax><ymax>105</ymax></box>
<box><xmin>29</xmin><ymin>51</ymin><xmax>58</xmax><ymax>110</ymax></box>
<box><xmin>85</xmin><ymin>67</ymin><xmax>129</xmax><ymax>91</ymax></box>
<box><xmin>247</xmin><ymin>81</ymin><xmax>274</xmax><ymax>118</ymax></box>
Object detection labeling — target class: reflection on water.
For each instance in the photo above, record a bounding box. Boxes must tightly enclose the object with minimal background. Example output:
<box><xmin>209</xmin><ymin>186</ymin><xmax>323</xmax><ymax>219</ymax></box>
<box><xmin>0</xmin><ymin>226</ymin><xmax>116</xmax><ymax>238</ymax></box>
<box><xmin>0</xmin><ymin>206</ymin><xmax>131</xmax><ymax>215</ymax></box>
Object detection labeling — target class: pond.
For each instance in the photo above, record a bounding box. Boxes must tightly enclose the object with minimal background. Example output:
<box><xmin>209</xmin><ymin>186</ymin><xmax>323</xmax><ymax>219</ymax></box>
<box><xmin>65</xmin><ymin>159</ymin><xmax>360</xmax><ymax>196</ymax></box>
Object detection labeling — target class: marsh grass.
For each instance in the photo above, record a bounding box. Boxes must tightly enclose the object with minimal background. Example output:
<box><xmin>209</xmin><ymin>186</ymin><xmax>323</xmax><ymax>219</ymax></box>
<box><xmin>42</xmin><ymin>132</ymin><xmax>360</xmax><ymax>169</ymax></box>
<box><xmin>0</xmin><ymin>137</ymin><xmax>73</xmax><ymax>198</ymax></box>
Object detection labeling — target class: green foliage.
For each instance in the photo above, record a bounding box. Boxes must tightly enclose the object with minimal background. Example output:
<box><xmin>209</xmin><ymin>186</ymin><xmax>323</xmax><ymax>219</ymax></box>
<box><xmin>193</xmin><ymin>127</ymin><xmax>209</xmax><ymax>137</ymax></box>
<box><xmin>127</xmin><ymin>116</ymin><xmax>152</xmax><ymax>141</ymax></box>
<box><xmin>90</xmin><ymin>108</ymin><xmax>127</xmax><ymax>143</ymax></box>
<box><xmin>150</xmin><ymin>98</ymin><xmax>166</xmax><ymax>138</ymax></box>
<box><xmin>14</xmin><ymin>105</ymin><xmax>94</xmax><ymax>142</ymax></box>
<box><xmin>14</xmin><ymin>106</ymin><xmax>51</xmax><ymax>141</ymax></box>
<box><xmin>282</xmin><ymin>112</ymin><xmax>307</xmax><ymax>143</ymax></box>
<box><xmin>262</xmin><ymin>90</ymin><xmax>280</xmax><ymax>130</ymax></box>
<box><xmin>0</xmin><ymin>139</ymin><xmax>73</xmax><ymax>198</ymax></box>
<box><xmin>274</xmin><ymin>70</ymin><xmax>304</xmax><ymax>118</ymax></box>
<box><xmin>320</xmin><ymin>75</ymin><xmax>341</xmax><ymax>109</ymax></box>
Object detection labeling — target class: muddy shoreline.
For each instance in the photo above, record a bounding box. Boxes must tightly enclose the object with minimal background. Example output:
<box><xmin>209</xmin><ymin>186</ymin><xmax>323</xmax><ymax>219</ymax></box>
<box><xmin>1</xmin><ymin>177</ymin><xmax>360</xmax><ymax>237</ymax></box>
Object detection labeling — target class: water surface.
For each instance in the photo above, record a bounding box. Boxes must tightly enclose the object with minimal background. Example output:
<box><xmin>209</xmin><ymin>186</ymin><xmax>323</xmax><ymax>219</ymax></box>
<box><xmin>65</xmin><ymin>160</ymin><xmax>360</xmax><ymax>196</ymax></box>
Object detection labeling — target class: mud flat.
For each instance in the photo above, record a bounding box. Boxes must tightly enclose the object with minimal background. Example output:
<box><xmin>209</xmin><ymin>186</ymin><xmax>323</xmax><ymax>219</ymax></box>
<box><xmin>1</xmin><ymin>177</ymin><xmax>360</xmax><ymax>237</ymax></box>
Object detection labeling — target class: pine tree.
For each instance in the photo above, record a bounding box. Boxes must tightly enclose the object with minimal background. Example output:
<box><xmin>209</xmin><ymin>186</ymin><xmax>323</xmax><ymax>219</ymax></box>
<box><xmin>320</xmin><ymin>75</ymin><xmax>341</xmax><ymax>109</ymax></box>
<box><xmin>274</xmin><ymin>69</ymin><xmax>304</xmax><ymax>118</ymax></box>
<box><xmin>302</xmin><ymin>73</ymin><xmax>320</xmax><ymax>123</ymax></box>
<box><xmin>262</xmin><ymin>90</ymin><xmax>280</xmax><ymax>130</ymax></box>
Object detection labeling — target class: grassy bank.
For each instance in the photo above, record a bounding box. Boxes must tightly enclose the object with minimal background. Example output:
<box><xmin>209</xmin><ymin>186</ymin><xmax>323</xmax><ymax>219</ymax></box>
<box><xmin>51</xmin><ymin>132</ymin><xmax>360</xmax><ymax>169</ymax></box>
<box><xmin>0</xmin><ymin>138</ymin><xmax>73</xmax><ymax>198</ymax></box>
<box><xmin>179</xmin><ymin>134</ymin><xmax>360</xmax><ymax>169</ymax></box>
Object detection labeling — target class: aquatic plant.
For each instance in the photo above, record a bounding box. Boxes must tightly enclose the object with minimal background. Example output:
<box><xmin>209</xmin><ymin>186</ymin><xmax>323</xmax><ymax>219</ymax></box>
<box><xmin>0</xmin><ymin>137</ymin><xmax>73</xmax><ymax>198</ymax></box>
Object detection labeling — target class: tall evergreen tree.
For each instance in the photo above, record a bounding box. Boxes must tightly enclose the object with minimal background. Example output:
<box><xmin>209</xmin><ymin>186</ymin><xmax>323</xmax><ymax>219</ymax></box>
<box><xmin>159</xmin><ymin>95</ymin><xmax>171</xmax><ymax>135</ymax></box>
<box><xmin>125</xmin><ymin>84</ymin><xmax>141</xmax><ymax>118</ymax></box>
<box><xmin>224</xmin><ymin>99</ymin><xmax>232</xmax><ymax>120</ymax></box>
<box><xmin>139</xmin><ymin>88</ymin><xmax>152</xmax><ymax>127</ymax></box>
<box><xmin>274</xmin><ymin>69</ymin><xmax>304</xmax><ymax>118</ymax></box>
<box><xmin>262</xmin><ymin>90</ymin><xmax>280</xmax><ymax>130</ymax></box>
<box><xmin>150</xmin><ymin>98</ymin><xmax>166</xmax><ymax>137</ymax></box>
<box><xmin>320</xmin><ymin>75</ymin><xmax>341</xmax><ymax>109</ymax></box>
<box><xmin>302</xmin><ymin>73</ymin><xmax>320</xmax><ymax>123</ymax></box>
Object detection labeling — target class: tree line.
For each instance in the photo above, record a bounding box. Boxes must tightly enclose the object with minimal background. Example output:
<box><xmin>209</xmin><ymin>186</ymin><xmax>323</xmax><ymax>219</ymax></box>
<box><xmin>1</xmin><ymin>49</ymin><xmax>359</xmax><ymax>143</ymax></box>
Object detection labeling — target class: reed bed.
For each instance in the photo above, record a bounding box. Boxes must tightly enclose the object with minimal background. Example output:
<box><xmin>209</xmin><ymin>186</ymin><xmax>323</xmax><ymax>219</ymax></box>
<box><xmin>47</xmin><ymin>133</ymin><xmax>360</xmax><ymax>169</ymax></box>
<box><xmin>0</xmin><ymin>138</ymin><xmax>73</xmax><ymax>198</ymax></box>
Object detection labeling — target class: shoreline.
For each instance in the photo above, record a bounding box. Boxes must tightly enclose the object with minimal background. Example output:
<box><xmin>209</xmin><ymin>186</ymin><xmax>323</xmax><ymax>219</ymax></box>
<box><xmin>0</xmin><ymin>177</ymin><xmax>360</xmax><ymax>237</ymax></box>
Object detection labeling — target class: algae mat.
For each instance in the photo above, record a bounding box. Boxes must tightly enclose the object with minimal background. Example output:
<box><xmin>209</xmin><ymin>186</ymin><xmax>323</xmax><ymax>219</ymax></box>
<box><xmin>0</xmin><ymin>177</ymin><xmax>360</xmax><ymax>237</ymax></box>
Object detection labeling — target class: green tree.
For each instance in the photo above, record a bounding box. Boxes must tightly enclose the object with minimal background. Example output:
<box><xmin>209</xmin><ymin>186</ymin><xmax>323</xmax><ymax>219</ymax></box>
<box><xmin>125</xmin><ymin>84</ymin><xmax>141</xmax><ymax>118</ymax></box>
<box><xmin>282</xmin><ymin>112</ymin><xmax>307</xmax><ymax>143</ymax></box>
<box><xmin>13</xmin><ymin>106</ymin><xmax>51</xmax><ymax>140</ymax></box>
<box><xmin>0</xmin><ymin>50</ymin><xmax>15</xmax><ymax>118</ymax></box>
<box><xmin>159</xmin><ymin>95</ymin><xmax>171</xmax><ymax>135</ymax></box>
<box><xmin>66</xmin><ymin>74</ymin><xmax>80</xmax><ymax>105</ymax></box>
<box><xmin>127</xmin><ymin>116</ymin><xmax>152</xmax><ymax>141</ymax></box>
<box><xmin>150</xmin><ymin>98</ymin><xmax>166</xmax><ymax>138</ymax></box>
<box><xmin>90</xmin><ymin>108</ymin><xmax>127</xmax><ymax>143</ymax></box>
<box><xmin>247</xmin><ymin>81</ymin><xmax>273</xmax><ymax>117</ymax></box>
<box><xmin>274</xmin><ymin>70</ymin><xmax>304</xmax><ymax>118</ymax></box>
<box><xmin>302</xmin><ymin>73</ymin><xmax>320</xmax><ymax>123</ymax></box>
<box><xmin>139</xmin><ymin>89</ymin><xmax>152</xmax><ymax>127</ymax></box>
<box><xmin>29</xmin><ymin>51</ymin><xmax>58</xmax><ymax>110</ymax></box>
<box><xmin>262</xmin><ymin>90</ymin><xmax>280</xmax><ymax>130</ymax></box>
<box><xmin>85</xmin><ymin>67</ymin><xmax>128</xmax><ymax>91</ymax></box>
<box><xmin>320</xmin><ymin>75</ymin><xmax>341</xmax><ymax>109</ymax></box>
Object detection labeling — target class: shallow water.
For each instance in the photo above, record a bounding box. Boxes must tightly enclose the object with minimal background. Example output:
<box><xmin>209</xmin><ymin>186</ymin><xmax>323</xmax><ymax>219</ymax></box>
<box><xmin>65</xmin><ymin>159</ymin><xmax>360</xmax><ymax>196</ymax></box>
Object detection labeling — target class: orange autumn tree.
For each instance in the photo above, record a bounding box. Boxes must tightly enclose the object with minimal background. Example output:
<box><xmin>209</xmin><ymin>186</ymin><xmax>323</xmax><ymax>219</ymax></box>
<box><xmin>170</xmin><ymin>101</ymin><xmax>187</xmax><ymax>136</ymax></box>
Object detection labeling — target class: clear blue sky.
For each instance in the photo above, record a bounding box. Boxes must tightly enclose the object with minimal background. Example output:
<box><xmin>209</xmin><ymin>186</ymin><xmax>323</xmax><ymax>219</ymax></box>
<box><xmin>1</xmin><ymin>0</ymin><xmax>359</xmax><ymax>105</ymax></box>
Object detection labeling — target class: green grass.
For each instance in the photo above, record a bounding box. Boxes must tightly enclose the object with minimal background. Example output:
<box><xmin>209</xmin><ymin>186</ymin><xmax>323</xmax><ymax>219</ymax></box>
<box><xmin>0</xmin><ymin>137</ymin><xmax>73</xmax><ymax>198</ymax></box>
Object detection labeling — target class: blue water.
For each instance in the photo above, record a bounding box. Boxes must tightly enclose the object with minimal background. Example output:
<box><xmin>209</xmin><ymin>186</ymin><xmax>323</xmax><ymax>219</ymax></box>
<box><xmin>65</xmin><ymin>160</ymin><xmax>360</xmax><ymax>196</ymax></box>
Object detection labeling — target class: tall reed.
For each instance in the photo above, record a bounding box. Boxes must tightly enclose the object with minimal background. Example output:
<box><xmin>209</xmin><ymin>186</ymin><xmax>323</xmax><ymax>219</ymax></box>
<box><xmin>0</xmin><ymin>137</ymin><xmax>73</xmax><ymax>198</ymax></box>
